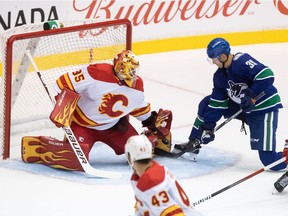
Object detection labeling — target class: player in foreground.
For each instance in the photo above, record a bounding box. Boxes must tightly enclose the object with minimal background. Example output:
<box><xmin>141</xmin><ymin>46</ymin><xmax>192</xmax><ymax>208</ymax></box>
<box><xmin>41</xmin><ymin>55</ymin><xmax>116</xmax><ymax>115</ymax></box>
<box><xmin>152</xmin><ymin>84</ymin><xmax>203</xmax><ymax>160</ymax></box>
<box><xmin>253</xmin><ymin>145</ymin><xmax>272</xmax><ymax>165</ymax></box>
<box><xmin>21</xmin><ymin>50</ymin><xmax>172</xmax><ymax>171</ymax></box>
<box><xmin>273</xmin><ymin>140</ymin><xmax>288</xmax><ymax>193</ymax></box>
<box><xmin>173</xmin><ymin>37</ymin><xmax>287</xmax><ymax>171</ymax></box>
<box><xmin>125</xmin><ymin>134</ymin><xmax>203</xmax><ymax>216</ymax></box>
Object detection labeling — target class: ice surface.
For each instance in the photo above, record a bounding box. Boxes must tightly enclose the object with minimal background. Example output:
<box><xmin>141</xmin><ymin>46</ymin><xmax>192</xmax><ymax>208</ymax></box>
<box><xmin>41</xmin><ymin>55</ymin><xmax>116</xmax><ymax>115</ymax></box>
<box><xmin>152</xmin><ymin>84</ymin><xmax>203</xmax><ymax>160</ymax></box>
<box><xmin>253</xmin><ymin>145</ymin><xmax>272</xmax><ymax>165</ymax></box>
<box><xmin>1</xmin><ymin>43</ymin><xmax>288</xmax><ymax>216</ymax></box>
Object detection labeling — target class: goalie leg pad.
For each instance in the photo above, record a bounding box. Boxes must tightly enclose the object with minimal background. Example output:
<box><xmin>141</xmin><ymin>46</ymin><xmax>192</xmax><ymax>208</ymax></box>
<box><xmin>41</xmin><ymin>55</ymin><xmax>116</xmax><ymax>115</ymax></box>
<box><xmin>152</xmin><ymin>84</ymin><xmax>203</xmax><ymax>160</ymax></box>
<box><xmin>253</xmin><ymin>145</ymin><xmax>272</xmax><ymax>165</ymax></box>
<box><xmin>142</xmin><ymin>130</ymin><xmax>158</xmax><ymax>148</ymax></box>
<box><xmin>21</xmin><ymin>136</ymin><xmax>89</xmax><ymax>171</ymax></box>
<box><xmin>154</xmin><ymin>132</ymin><xmax>172</xmax><ymax>153</ymax></box>
<box><xmin>143</xmin><ymin>130</ymin><xmax>172</xmax><ymax>153</ymax></box>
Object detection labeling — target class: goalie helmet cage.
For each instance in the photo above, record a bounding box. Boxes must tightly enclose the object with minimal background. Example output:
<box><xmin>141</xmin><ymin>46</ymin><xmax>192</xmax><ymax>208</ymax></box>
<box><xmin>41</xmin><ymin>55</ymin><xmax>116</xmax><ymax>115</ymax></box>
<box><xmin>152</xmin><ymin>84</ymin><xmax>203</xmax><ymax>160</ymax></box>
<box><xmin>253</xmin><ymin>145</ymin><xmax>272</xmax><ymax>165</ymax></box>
<box><xmin>0</xmin><ymin>19</ymin><xmax>132</xmax><ymax>159</ymax></box>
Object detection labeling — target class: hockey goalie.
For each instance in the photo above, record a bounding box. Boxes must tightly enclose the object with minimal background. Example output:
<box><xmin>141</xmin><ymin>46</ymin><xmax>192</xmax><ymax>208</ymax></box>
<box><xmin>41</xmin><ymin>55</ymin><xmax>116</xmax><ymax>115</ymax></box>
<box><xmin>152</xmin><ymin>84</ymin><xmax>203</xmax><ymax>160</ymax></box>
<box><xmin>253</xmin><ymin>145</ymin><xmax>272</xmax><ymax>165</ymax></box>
<box><xmin>21</xmin><ymin>50</ymin><xmax>173</xmax><ymax>171</ymax></box>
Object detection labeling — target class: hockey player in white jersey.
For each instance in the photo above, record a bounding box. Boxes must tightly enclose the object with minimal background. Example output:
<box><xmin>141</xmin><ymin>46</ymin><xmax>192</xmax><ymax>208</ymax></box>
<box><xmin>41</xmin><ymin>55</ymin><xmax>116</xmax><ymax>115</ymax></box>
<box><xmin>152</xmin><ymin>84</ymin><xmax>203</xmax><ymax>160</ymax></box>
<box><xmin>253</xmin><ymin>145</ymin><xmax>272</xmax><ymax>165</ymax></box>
<box><xmin>21</xmin><ymin>50</ymin><xmax>172</xmax><ymax>171</ymax></box>
<box><xmin>125</xmin><ymin>135</ymin><xmax>203</xmax><ymax>216</ymax></box>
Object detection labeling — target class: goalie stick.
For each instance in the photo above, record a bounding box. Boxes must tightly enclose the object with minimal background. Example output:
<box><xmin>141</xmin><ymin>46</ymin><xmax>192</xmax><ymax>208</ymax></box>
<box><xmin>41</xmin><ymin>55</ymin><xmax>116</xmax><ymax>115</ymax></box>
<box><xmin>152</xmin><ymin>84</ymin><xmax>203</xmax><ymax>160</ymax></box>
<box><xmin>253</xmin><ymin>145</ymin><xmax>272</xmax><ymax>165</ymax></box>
<box><xmin>192</xmin><ymin>156</ymin><xmax>286</xmax><ymax>206</ymax></box>
<box><xmin>25</xmin><ymin>50</ymin><xmax>121</xmax><ymax>179</ymax></box>
<box><xmin>154</xmin><ymin>146</ymin><xmax>183</xmax><ymax>158</ymax></box>
<box><xmin>154</xmin><ymin>91</ymin><xmax>266</xmax><ymax>159</ymax></box>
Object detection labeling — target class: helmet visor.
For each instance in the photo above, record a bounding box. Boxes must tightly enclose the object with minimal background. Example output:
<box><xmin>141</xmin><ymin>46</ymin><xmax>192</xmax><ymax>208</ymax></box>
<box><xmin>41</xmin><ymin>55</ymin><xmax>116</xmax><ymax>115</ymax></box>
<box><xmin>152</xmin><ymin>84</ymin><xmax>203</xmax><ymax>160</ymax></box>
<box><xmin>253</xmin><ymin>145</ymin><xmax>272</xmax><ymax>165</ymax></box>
<box><xmin>207</xmin><ymin>55</ymin><xmax>221</xmax><ymax>65</ymax></box>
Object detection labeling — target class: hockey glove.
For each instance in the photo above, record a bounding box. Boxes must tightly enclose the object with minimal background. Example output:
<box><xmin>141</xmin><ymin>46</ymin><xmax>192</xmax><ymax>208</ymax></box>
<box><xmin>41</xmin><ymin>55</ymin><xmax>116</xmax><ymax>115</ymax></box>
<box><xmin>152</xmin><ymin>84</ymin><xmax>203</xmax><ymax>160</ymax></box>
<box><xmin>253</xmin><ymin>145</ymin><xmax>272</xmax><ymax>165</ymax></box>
<box><xmin>142</xmin><ymin>109</ymin><xmax>172</xmax><ymax>138</ymax></box>
<box><xmin>154</xmin><ymin>108</ymin><xmax>172</xmax><ymax>136</ymax></box>
<box><xmin>201</xmin><ymin>130</ymin><xmax>215</xmax><ymax>144</ymax></box>
<box><xmin>198</xmin><ymin>121</ymin><xmax>215</xmax><ymax>144</ymax></box>
<box><xmin>240</xmin><ymin>88</ymin><xmax>256</xmax><ymax>113</ymax></box>
<box><xmin>50</xmin><ymin>88</ymin><xmax>80</xmax><ymax>127</ymax></box>
<box><xmin>282</xmin><ymin>139</ymin><xmax>288</xmax><ymax>163</ymax></box>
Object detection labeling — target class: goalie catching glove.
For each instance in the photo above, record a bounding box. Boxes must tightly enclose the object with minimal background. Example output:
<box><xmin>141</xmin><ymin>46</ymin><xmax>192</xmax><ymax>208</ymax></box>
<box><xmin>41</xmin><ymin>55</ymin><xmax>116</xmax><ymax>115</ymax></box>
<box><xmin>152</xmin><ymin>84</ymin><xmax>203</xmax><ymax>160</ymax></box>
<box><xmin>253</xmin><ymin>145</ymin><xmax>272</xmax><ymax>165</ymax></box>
<box><xmin>50</xmin><ymin>87</ymin><xmax>80</xmax><ymax>127</ymax></box>
<box><xmin>141</xmin><ymin>108</ymin><xmax>172</xmax><ymax>138</ymax></box>
<box><xmin>141</xmin><ymin>109</ymin><xmax>173</xmax><ymax>153</ymax></box>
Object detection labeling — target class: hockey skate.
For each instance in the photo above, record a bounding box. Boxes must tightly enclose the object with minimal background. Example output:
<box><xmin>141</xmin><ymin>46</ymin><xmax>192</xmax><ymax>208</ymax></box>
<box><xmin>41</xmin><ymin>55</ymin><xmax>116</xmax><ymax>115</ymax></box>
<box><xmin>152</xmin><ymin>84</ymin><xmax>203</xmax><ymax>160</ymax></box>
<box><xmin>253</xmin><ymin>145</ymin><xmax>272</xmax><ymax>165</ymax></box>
<box><xmin>273</xmin><ymin>171</ymin><xmax>288</xmax><ymax>193</ymax></box>
<box><xmin>172</xmin><ymin>139</ymin><xmax>201</xmax><ymax>161</ymax></box>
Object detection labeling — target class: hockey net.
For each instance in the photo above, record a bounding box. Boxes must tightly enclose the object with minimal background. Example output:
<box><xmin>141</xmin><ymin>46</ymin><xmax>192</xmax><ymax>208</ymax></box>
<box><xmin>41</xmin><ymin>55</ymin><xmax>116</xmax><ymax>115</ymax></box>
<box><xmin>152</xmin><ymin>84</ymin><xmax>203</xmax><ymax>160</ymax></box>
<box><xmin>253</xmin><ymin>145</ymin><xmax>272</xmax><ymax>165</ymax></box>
<box><xmin>0</xmin><ymin>19</ymin><xmax>132</xmax><ymax>159</ymax></box>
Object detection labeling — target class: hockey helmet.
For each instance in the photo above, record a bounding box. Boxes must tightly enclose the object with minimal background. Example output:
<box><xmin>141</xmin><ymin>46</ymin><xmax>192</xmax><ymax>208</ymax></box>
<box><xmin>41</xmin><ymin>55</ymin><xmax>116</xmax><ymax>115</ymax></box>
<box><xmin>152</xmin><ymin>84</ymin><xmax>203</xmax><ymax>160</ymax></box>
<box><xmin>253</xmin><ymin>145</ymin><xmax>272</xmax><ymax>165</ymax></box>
<box><xmin>113</xmin><ymin>50</ymin><xmax>139</xmax><ymax>87</ymax></box>
<box><xmin>207</xmin><ymin>37</ymin><xmax>231</xmax><ymax>59</ymax></box>
<box><xmin>125</xmin><ymin>135</ymin><xmax>153</xmax><ymax>166</ymax></box>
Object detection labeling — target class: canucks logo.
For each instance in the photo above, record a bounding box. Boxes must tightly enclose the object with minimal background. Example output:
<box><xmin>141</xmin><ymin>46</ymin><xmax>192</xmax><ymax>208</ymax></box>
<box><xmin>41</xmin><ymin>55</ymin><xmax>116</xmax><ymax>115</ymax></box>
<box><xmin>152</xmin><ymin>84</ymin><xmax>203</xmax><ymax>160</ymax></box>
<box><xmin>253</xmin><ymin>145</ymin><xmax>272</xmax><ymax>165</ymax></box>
<box><xmin>227</xmin><ymin>80</ymin><xmax>248</xmax><ymax>104</ymax></box>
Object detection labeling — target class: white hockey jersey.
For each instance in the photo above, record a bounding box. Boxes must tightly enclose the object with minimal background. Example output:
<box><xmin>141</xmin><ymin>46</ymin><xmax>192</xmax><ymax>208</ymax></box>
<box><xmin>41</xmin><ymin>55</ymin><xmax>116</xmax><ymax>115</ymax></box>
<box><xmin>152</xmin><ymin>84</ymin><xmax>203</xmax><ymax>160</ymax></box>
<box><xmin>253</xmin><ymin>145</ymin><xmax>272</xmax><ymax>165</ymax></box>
<box><xmin>54</xmin><ymin>63</ymin><xmax>152</xmax><ymax>130</ymax></box>
<box><xmin>130</xmin><ymin>161</ymin><xmax>203</xmax><ymax>216</ymax></box>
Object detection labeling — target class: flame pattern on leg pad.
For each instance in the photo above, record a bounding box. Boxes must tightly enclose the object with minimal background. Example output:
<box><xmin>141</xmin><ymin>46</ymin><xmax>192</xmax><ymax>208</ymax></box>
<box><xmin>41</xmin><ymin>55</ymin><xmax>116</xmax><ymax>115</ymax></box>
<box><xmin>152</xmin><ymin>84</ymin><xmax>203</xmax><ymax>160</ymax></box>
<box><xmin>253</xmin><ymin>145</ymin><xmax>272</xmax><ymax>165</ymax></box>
<box><xmin>21</xmin><ymin>136</ymin><xmax>89</xmax><ymax>171</ymax></box>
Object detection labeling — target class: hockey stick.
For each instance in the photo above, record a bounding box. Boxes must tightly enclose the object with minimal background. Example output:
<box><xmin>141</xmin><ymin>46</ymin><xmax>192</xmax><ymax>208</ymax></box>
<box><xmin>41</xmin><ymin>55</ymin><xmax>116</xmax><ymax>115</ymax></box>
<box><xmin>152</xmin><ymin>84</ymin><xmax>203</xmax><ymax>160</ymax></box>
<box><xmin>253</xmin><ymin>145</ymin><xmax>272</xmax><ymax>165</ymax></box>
<box><xmin>156</xmin><ymin>91</ymin><xmax>266</xmax><ymax>159</ymax></box>
<box><xmin>192</xmin><ymin>156</ymin><xmax>286</xmax><ymax>206</ymax></box>
<box><xmin>213</xmin><ymin>91</ymin><xmax>266</xmax><ymax>133</ymax></box>
<box><xmin>25</xmin><ymin>50</ymin><xmax>121</xmax><ymax>179</ymax></box>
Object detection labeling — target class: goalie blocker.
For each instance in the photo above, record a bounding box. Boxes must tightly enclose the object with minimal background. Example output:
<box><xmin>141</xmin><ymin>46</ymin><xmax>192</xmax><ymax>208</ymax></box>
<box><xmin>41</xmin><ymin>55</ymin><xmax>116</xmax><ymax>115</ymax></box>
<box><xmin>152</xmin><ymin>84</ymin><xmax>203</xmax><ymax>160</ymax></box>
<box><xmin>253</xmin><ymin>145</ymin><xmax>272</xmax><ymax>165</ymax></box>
<box><xmin>50</xmin><ymin>87</ymin><xmax>80</xmax><ymax>127</ymax></box>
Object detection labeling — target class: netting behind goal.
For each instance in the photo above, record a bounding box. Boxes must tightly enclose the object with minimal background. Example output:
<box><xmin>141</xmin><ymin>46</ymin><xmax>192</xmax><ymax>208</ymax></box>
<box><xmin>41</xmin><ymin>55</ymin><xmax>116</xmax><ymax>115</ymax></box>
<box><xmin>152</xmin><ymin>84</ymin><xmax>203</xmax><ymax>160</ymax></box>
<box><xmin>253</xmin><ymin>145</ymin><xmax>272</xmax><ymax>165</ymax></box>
<box><xmin>0</xmin><ymin>19</ymin><xmax>132</xmax><ymax>159</ymax></box>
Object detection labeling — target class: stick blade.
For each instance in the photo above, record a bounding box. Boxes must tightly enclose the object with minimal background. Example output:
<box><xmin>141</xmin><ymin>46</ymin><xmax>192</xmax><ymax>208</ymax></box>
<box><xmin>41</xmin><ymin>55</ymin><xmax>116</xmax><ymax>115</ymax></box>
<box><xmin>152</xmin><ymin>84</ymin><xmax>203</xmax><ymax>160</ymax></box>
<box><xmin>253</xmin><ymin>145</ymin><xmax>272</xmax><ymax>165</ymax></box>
<box><xmin>86</xmin><ymin>167</ymin><xmax>122</xmax><ymax>179</ymax></box>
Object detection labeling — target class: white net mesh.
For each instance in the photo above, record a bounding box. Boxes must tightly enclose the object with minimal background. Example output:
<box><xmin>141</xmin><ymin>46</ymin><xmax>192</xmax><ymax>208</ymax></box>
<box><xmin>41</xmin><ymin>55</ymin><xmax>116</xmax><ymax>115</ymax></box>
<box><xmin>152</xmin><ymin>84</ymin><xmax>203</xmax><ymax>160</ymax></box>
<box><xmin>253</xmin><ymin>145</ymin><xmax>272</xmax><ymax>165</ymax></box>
<box><xmin>0</xmin><ymin>19</ymin><xmax>131</xmax><ymax>158</ymax></box>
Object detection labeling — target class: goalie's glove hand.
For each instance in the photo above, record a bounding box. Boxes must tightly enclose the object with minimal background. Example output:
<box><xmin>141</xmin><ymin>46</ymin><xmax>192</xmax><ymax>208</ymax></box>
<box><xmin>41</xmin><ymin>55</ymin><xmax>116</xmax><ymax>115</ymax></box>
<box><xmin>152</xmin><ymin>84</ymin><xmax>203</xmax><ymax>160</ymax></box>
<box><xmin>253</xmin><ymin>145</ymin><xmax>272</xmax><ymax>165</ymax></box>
<box><xmin>142</xmin><ymin>108</ymin><xmax>172</xmax><ymax>138</ymax></box>
<box><xmin>240</xmin><ymin>88</ymin><xmax>256</xmax><ymax>113</ymax></box>
<box><xmin>201</xmin><ymin>130</ymin><xmax>215</xmax><ymax>144</ymax></box>
<box><xmin>154</xmin><ymin>108</ymin><xmax>172</xmax><ymax>137</ymax></box>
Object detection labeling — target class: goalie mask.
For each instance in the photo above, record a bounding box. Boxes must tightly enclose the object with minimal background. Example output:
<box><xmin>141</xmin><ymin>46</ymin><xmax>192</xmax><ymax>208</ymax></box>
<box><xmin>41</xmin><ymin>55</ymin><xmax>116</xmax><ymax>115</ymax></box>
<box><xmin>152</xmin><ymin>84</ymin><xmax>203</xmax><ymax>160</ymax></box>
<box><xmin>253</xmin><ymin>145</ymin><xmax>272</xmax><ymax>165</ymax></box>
<box><xmin>125</xmin><ymin>135</ymin><xmax>152</xmax><ymax>167</ymax></box>
<box><xmin>113</xmin><ymin>50</ymin><xmax>139</xmax><ymax>87</ymax></box>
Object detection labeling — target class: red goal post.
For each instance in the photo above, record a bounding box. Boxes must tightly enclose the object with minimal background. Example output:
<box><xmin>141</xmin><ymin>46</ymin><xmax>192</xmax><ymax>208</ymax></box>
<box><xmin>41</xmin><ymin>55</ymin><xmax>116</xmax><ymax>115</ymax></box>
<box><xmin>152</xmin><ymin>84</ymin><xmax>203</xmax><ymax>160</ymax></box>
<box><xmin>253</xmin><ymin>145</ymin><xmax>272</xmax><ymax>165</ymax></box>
<box><xmin>0</xmin><ymin>19</ymin><xmax>132</xmax><ymax>159</ymax></box>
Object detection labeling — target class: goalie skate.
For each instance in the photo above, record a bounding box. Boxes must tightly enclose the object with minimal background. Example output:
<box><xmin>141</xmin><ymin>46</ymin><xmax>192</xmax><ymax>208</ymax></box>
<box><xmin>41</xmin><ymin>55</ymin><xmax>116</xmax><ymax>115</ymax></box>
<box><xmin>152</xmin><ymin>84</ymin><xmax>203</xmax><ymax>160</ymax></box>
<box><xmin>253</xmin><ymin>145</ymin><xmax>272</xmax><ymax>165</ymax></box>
<box><xmin>273</xmin><ymin>171</ymin><xmax>288</xmax><ymax>193</ymax></box>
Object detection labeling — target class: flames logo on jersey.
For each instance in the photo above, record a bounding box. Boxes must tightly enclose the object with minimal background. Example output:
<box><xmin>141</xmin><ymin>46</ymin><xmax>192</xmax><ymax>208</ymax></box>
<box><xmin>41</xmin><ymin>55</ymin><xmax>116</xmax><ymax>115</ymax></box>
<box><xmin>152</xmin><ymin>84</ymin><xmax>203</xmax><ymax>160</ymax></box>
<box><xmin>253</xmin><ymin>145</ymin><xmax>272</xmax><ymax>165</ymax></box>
<box><xmin>227</xmin><ymin>80</ymin><xmax>248</xmax><ymax>103</ymax></box>
<box><xmin>99</xmin><ymin>93</ymin><xmax>129</xmax><ymax>117</ymax></box>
